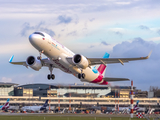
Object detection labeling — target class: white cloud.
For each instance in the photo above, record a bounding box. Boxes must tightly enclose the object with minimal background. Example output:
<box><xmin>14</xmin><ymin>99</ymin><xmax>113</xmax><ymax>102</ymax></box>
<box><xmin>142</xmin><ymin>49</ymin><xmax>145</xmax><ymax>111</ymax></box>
<box><xmin>147</xmin><ymin>37</ymin><xmax>160</xmax><ymax>42</ymax></box>
<box><xmin>1</xmin><ymin>77</ymin><xmax>12</xmax><ymax>82</ymax></box>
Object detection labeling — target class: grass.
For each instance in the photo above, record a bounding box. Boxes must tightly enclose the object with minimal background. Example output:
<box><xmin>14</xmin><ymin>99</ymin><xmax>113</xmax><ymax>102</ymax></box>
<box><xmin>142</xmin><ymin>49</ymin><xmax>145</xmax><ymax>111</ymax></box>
<box><xmin>0</xmin><ymin>116</ymin><xmax>146</xmax><ymax>120</ymax></box>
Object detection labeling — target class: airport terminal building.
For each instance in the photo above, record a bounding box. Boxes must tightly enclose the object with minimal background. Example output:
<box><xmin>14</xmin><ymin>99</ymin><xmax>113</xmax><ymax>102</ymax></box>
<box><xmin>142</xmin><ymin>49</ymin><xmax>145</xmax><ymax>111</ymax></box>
<box><xmin>0</xmin><ymin>82</ymin><xmax>159</xmax><ymax>109</ymax></box>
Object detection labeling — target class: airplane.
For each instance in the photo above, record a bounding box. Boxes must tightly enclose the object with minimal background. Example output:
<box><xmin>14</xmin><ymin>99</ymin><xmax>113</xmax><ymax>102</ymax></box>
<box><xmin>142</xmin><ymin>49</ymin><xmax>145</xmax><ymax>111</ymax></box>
<box><xmin>9</xmin><ymin>31</ymin><xmax>151</xmax><ymax>85</ymax></box>
<box><xmin>112</xmin><ymin>100</ymin><xmax>145</xmax><ymax>113</ymax></box>
<box><xmin>21</xmin><ymin>99</ymin><xmax>48</xmax><ymax>112</ymax></box>
<box><xmin>0</xmin><ymin>98</ymin><xmax>10</xmax><ymax>111</ymax></box>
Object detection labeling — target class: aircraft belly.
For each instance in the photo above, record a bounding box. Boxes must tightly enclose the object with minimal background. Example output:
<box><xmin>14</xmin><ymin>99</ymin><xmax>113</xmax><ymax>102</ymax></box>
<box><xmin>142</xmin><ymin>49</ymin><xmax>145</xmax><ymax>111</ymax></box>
<box><xmin>34</xmin><ymin>40</ymin><xmax>100</xmax><ymax>83</ymax></box>
<box><xmin>81</xmin><ymin>67</ymin><xmax>99</xmax><ymax>82</ymax></box>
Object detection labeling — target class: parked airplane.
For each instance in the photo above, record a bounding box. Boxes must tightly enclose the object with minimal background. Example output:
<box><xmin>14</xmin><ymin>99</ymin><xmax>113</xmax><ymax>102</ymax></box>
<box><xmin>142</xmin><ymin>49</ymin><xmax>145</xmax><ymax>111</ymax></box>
<box><xmin>112</xmin><ymin>100</ymin><xmax>145</xmax><ymax>113</ymax></box>
<box><xmin>21</xmin><ymin>99</ymin><xmax>48</xmax><ymax>112</ymax></box>
<box><xmin>0</xmin><ymin>98</ymin><xmax>10</xmax><ymax>110</ymax></box>
<box><xmin>9</xmin><ymin>31</ymin><xmax>151</xmax><ymax>85</ymax></box>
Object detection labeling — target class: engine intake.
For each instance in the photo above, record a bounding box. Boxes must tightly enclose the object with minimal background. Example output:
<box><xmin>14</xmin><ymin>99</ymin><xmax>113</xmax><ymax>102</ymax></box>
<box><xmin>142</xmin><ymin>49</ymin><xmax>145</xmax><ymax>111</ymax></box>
<box><xmin>26</xmin><ymin>56</ymin><xmax>42</xmax><ymax>71</ymax></box>
<box><xmin>72</xmin><ymin>54</ymin><xmax>89</xmax><ymax>69</ymax></box>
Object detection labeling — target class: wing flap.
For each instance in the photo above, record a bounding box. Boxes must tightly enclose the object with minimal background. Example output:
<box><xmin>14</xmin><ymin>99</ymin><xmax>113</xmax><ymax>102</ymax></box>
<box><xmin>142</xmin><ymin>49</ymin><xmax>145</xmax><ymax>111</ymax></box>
<box><xmin>103</xmin><ymin>77</ymin><xmax>129</xmax><ymax>82</ymax></box>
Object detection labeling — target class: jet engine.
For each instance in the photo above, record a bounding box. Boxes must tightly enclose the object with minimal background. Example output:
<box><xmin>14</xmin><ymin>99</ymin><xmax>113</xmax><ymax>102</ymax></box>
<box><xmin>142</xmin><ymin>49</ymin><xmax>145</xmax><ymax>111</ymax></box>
<box><xmin>26</xmin><ymin>56</ymin><xmax>42</xmax><ymax>71</ymax></box>
<box><xmin>72</xmin><ymin>54</ymin><xmax>89</xmax><ymax>69</ymax></box>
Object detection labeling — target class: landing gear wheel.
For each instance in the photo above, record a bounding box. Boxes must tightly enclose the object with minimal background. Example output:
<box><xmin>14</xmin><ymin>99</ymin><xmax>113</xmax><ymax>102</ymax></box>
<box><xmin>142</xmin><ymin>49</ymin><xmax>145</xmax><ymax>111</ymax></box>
<box><xmin>78</xmin><ymin>74</ymin><xmax>81</xmax><ymax>79</ymax></box>
<box><xmin>51</xmin><ymin>74</ymin><xmax>55</xmax><ymax>80</ymax></box>
<box><xmin>82</xmin><ymin>73</ymin><xmax>85</xmax><ymax>79</ymax></box>
<box><xmin>47</xmin><ymin>74</ymin><xmax>51</xmax><ymax>80</ymax></box>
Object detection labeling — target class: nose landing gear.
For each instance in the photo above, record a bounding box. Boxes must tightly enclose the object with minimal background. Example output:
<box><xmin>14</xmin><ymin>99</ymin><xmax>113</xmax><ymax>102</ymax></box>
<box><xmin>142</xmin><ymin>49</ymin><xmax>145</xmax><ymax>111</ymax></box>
<box><xmin>37</xmin><ymin>50</ymin><xmax>44</xmax><ymax>60</ymax></box>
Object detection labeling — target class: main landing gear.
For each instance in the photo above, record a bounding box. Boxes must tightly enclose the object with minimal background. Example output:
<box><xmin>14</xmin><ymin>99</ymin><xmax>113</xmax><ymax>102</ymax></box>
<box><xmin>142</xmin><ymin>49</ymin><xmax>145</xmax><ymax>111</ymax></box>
<box><xmin>48</xmin><ymin>64</ymin><xmax>55</xmax><ymax>80</ymax></box>
<box><xmin>47</xmin><ymin>74</ymin><xmax>55</xmax><ymax>80</ymax></box>
<box><xmin>78</xmin><ymin>69</ymin><xmax>85</xmax><ymax>79</ymax></box>
<box><xmin>78</xmin><ymin>73</ymin><xmax>85</xmax><ymax>79</ymax></box>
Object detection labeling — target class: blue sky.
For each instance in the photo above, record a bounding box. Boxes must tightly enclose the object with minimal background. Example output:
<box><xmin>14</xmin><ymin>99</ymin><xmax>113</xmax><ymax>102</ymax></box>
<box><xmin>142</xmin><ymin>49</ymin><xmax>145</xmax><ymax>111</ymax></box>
<box><xmin>1</xmin><ymin>0</ymin><xmax>160</xmax><ymax>91</ymax></box>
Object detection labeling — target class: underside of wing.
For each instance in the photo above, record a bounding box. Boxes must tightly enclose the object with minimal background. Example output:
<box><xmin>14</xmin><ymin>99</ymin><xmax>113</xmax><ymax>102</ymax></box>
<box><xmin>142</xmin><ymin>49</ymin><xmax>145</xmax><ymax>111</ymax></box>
<box><xmin>103</xmin><ymin>77</ymin><xmax>130</xmax><ymax>82</ymax></box>
<box><xmin>88</xmin><ymin>51</ymin><xmax>152</xmax><ymax>66</ymax></box>
<box><xmin>10</xmin><ymin>61</ymin><xmax>27</xmax><ymax>66</ymax></box>
<box><xmin>9</xmin><ymin>55</ymin><xmax>57</xmax><ymax>68</ymax></box>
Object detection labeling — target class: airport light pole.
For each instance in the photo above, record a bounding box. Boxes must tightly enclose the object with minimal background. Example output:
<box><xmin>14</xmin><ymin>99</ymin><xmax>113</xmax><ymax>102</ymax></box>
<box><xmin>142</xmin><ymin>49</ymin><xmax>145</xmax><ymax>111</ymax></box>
<box><xmin>118</xmin><ymin>90</ymin><xmax>119</xmax><ymax>112</ymax></box>
<box><xmin>69</xmin><ymin>85</ymin><xmax>71</xmax><ymax>112</ymax></box>
<box><xmin>58</xmin><ymin>92</ymin><xmax>60</xmax><ymax>112</ymax></box>
<box><xmin>115</xmin><ymin>89</ymin><xmax>117</xmax><ymax>112</ymax></box>
<box><xmin>130</xmin><ymin>81</ymin><xmax>134</xmax><ymax>118</ymax></box>
<box><xmin>49</xmin><ymin>85</ymin><xmax>51</xmax><ymax>113</ymax></box>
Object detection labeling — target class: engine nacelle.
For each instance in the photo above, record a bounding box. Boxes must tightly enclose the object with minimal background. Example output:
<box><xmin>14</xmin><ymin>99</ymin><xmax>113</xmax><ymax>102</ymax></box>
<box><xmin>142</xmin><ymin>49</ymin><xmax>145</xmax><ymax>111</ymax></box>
<box><xmin>72</xmin><ymin>54</ymin><xmax>89</xmax><ymax>69</ymax></box>
<box><xmin>26</xmin><ymin>56</ymin><xmax>42</xmax><ymax>71</ymax></box>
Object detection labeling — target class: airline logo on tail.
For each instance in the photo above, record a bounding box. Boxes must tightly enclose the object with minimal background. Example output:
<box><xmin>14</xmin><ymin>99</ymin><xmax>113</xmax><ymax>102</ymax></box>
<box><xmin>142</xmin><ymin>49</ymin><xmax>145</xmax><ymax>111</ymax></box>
<box><xmin>2</xmin><ymin>98</ymin><xmax>10</xmax><ymax>110</ymax></box>
<box><xmin>91</xmin><ymin>53</ymin><xmax>110</xmax><ymax>85</ymax></box>
<box><xmin>133</xmin><ymin>100</ymin><xmax>139</xmax><ymax>111</ymax></box>
<box><xmin>40</xmin><ymin>99</ymin><xmax>48</xmax><ymax>110</ymax></box>
<box><xmin>97</xmin><ymin>52</ymin><xmax>110</xmax><ymax>75</ymax></box>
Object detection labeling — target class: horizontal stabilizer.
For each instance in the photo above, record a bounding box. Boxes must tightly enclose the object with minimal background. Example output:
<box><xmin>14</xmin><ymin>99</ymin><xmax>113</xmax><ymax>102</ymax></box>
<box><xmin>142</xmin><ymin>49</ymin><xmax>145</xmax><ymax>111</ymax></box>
<box><xmin>103</xmin><ymin>77</ymin><xmax>129</xmax><ymax>82</ymax></box>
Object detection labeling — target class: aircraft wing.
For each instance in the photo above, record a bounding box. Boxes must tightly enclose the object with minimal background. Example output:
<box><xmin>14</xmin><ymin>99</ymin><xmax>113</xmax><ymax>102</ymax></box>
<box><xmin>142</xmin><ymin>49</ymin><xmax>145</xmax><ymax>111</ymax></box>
<box><xmin>9</xmin><ymin>55</ymin><xmax>57</xmax><ymax>67</ymax></box>
<box><xmin>88</xmin><ymin>51</ymin><xmax>152</xmax><ymax>66</ymax></box>
<box><xmin>103</xmin><ymin>77</ymin><xmax>129</xmax><ymax>82</ymax></box>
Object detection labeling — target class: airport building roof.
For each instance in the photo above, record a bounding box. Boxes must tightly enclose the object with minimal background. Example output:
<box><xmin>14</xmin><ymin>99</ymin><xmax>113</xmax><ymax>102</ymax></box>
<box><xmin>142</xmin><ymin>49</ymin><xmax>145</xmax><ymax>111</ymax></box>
<box><xmin>18</xmin><ymin>83</ymin><xmax>110</xmax><ymax>90</ymax></box>
<box><xmin>0</xmin><ymin>82</ymin><xmax>18</xmax><ymax>87</ymax></box>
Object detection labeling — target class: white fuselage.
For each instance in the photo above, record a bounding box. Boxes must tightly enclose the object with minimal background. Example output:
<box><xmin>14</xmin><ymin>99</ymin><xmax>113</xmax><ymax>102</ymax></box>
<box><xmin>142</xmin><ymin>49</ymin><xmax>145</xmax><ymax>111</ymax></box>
<box><xmin>29</xmin><ymin>32</ymin><xmax>102</xmax><ymax>84</ymax></box>
<box><xmin>21</xmin><ymin>106</ymin><xmax>41</xmax><ymax>112</ymax></box>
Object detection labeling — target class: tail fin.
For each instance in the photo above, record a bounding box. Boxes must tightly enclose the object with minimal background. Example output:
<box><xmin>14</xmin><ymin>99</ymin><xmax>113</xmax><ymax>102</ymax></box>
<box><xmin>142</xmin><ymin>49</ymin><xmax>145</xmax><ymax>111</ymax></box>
<box><xmin>133</xmin><ymin>100</ymin><xmax>139</xmax><ymax>110</ymax></box>
<box><xmin>4</xmin><ymin>98</ymin><xmax>10</xmax><ymax>106</ymax></box>
<box><xmin>97</xmin><ymin>52</ymin><xmax>110</xmax><ymax>76</ymax></box>
<box><xmin>40</xmin><ymin>99</ymin><xmax>48</xmax><ymax>111</ymax></box>
<box><xmin>43</xmin><ymin>99</ymin><xmax>48</xmax><ymax>108</ymax></box>
<box><xmin>2</xmin><ymin>98</ymin><xmax>10</xmax><ymax>110</ymax></box>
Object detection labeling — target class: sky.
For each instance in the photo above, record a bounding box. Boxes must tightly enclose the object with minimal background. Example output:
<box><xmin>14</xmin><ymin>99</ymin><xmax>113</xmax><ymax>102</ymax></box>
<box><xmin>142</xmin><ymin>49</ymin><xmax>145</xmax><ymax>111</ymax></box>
<box><xmin>0</xmin><ymin>0</ymin><xmax>160</xmax><ymax>91</ymax></box>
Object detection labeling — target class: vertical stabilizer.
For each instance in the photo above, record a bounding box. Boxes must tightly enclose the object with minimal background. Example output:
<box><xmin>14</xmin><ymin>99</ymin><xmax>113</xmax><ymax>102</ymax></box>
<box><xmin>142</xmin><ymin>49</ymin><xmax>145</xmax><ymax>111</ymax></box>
<box><xmin>43</xmin><ymin>99</ymin><xmax>48</xmax><ymax>108</ymax></box>
<box><xmin>97</xmin><ymin>52</ymin><xmax>110</xmax><ymax>76</ymax></box>
<box><xmin>40</xmin><ymin>99</ymin><xmax>48</xmax><ymax>110</ymax></box>
<box><xmin>133</xmin><ymin>100</ymin><xmax>139</xmax><ymax>111</ymax></box>
<box><xmin>2</xmin><ymin>98</ymin><xmax>10</xmax><ymax>110</ymax></box>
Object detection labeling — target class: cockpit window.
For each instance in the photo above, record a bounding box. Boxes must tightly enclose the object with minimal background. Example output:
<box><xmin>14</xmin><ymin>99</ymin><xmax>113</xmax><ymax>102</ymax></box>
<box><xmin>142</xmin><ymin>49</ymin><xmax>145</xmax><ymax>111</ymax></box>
<box><xmin>33</xmin><ymin>32</ymin><xmax>45</xmax><ymax>37</ymax></box>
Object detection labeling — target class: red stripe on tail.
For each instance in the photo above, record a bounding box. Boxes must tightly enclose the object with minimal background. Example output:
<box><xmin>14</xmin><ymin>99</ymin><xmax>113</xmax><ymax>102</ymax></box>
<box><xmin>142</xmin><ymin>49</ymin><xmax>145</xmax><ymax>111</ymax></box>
<box><xmin>97</xmin><ymin>64</ymin><xmax>106</xmax><ymax>74</ymax></box>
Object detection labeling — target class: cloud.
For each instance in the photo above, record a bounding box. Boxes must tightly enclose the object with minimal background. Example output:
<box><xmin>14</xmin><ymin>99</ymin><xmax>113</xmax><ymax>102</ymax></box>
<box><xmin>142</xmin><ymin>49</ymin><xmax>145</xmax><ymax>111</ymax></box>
<box><xmin>139</xmin><ymin>25</ymin><xmax>150</xmax><ymax>30</ymax></box>
<box><xmin>21</xmin><ymin>21</ymin><xmax>55</xmax><ymax>37</ymax></box>
<box><xmin>101</xmin><ymin>41</ymin><xmax>109</xmax><ymax>46</ymax></box>
<box><xmin>1</xmin><ymin>77</ymin><xmax>12</xmax><ymax>82</ymax></box>
<box><xmin>157</xmin><ymin>29</ymin><xmax>160</xmax><ymax>35</ymax></box>
<box><xmin>58</xmin><ymin>15</ymin><xmax>72</xmax><ymax>24</ymax></box>
<box><xmin>108</xmin><ymin>38</ymin><xmax>159</xmax><ymax>90</ymax></box>
<box><xmin>114</xmin><ymin>31</ymin><xmax>123</xmax><ymax>37</ymax></box>
<box><xmin>112</xmin><ymin>37</ymin><xmax>155</xmax><ymax>57</ymax></box>
<box><xmin>89</xmin><ymin>45</ymin><xmax>94</xmax><ymax>48</ymax></box>
<box><xmin>89</xmin><ymin>18</ymin><xmax>95</xmax><ymax>22</ymax></box>
<box><xmin>67</xmin><ymin>31</ymin><xmax>77</xmax><ymax>36</ymax></box>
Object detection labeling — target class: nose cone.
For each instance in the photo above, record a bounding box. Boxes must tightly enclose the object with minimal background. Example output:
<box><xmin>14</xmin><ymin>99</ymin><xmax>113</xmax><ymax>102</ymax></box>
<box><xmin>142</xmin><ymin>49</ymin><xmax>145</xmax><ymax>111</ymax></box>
<box><xmin>29</xmin><ymin>34</ymin><xmax>40</xmax><ymax>47</ymax></box>
<box><xmin>29</xmin><ymin>34</ymin><xmax>35</xmax><ymax>44</ymax></box>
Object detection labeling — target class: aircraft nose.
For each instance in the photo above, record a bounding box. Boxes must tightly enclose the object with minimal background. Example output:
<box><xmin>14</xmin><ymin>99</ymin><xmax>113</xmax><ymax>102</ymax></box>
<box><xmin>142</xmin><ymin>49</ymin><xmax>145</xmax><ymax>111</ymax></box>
<box><xmin>29</xmin><ymin>34</ymin><xmax>39</xmax><ymax>46</ymax></box>
<box><xmin>29</xmin><ymin>34</ymin><xmax>35</xmax><ymax>43</ymax></box>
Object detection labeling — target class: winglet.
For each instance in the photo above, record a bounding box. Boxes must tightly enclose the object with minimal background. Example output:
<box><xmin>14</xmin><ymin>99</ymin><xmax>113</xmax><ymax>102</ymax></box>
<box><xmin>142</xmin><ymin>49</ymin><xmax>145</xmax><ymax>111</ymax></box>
<box><xmin>147</xmin><ymin>50</ymin><xmax>152</xmax><ymax>59</ymax></box>
<box><xmin>9</xmin><ymin>55</ymin><xmax>14</xmax><ymax>63</ymax></box>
